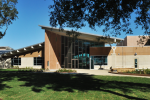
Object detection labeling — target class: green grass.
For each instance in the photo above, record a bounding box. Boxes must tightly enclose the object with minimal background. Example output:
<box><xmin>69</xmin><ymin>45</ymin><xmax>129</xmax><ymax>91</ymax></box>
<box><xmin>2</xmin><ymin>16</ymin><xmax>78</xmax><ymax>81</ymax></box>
<box><xmin>0</xmin><ymin>73</ymin><xmax>150</xmax><ymax>100</ymax></box>
<box><xmin>0</xmin><ymin>69</ymin><xmax>18</xmax><ymax>71</ymax></box>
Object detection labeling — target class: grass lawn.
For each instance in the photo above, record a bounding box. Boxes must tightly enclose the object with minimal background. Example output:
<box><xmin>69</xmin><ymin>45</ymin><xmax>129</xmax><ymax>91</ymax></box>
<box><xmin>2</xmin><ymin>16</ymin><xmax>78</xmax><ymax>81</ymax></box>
<box><xmin>0</xmin><ymin>73</ymin><xmax>150</xmax><ymax>100</ymax></box>
<box><xmin>0</xmin><ymin>69</ymin><xmax>18</xmax><ymax>71</ymax></box>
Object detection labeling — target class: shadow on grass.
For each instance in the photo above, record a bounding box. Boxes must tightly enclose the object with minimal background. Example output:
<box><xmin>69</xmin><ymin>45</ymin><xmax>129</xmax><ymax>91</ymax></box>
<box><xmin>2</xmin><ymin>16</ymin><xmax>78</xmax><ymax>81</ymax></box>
<box><xmin>0</xmin><ymin>73</ymin><xmax>150</xmax><ymax>100</ymax></box>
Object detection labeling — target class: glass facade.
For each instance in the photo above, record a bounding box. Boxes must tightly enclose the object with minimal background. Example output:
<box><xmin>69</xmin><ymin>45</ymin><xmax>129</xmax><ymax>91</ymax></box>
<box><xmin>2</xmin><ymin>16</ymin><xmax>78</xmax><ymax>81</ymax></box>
<box><xmin>92</xmin><ymin>56</ymin><xmax>107</xmax><ymax>65</ymax></box>
<box><xmin>0</xmin><ymin>50</ymin><xmax>13</xmax><ymax>55</ymax></box>
<box><xmin>90</xmin><ymin>56</ymin><xmax>108</xmax><ymax>69</ymax></box>
<box><xmin>61</xmin><ymin>36</ymin><xmax>104</xmax><ymax>69</ymax></box>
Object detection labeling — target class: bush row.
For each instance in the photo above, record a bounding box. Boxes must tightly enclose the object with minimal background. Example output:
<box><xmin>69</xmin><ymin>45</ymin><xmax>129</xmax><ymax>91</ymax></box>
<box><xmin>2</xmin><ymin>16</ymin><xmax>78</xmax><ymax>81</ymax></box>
<box><xmin>124</xmin><ymin>68</ymin><xmax>150</xmax><ymax>74</ymax></box>
<box><xmin>56</xmin><ymin>68</ymin><xmax>77</xmax><ymax>73</ymax></box>
<box><xmin>9</xmin><ymin>66</ymin><xmax>44</xmax><ymax>72</ymax></box>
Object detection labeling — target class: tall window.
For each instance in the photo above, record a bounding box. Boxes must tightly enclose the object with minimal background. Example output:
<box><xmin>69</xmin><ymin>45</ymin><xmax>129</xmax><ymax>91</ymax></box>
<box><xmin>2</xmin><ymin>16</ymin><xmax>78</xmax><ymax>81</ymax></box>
<box><xmin>34</xmin><ymin>57</ymin><xmax>43</xmax><ymax>65</ymax></box>
<box><xmin>61</xmin><ymin>36</ymin><xmax>105</xmax><ymax>69</ymax></box>
<box><xmin>11</xmin><ymin>58</ymin><xmax>21</xmax><ymax>65</ymax></box>
<box><xmin>93</xmin><ymin>56</ymin><xmax>107</xmax><ymax>65</ymax></box>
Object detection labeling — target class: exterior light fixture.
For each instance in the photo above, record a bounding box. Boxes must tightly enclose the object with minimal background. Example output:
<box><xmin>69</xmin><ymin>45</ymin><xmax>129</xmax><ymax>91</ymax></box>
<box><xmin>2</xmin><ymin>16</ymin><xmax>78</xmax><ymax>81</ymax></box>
<box><xmin>118</xmin><ymin>53</ymin><xmax>120</xmax><ymax>55</ymax></box>
<box><xmin>38</xmin><ymin>55</ymin><xmax>40</xmax><ymax>57</ymax></box>
<box><xmin>39</xmin><ymin>44</ymin><xmax>42</xmax><ymax>46</ymax></box>
<box><xmin>134</xmin><ymin>52</ymin><xmax>137</xmax><ymax>56</ymax></box>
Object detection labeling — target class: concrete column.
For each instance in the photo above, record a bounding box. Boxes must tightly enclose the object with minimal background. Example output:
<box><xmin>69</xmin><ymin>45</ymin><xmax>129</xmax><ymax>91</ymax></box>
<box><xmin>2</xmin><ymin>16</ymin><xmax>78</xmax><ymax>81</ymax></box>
<box><xmin>111</xmin><ymin>54</ymin><xmax>116</xmax><ymax>68</ymax></box>
<box><xmin>111</xmin><ymin>47</ymin><xmax>116</xmax><ymax>68</ymax></box>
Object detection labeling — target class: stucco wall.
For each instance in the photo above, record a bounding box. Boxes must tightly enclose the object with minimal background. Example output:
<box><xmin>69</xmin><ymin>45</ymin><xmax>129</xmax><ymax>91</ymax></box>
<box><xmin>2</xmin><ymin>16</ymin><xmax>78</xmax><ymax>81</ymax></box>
<box><xmin>91</xmin><ymin>46</ymin><xmax>150</xmax><ymax>69</ymax></box>
<box><xmin>117</xmin><ymin>36</ymin><xmax>150</xmax><ymax>46</ymax></box>
<box><xmin>16</xmin><ymin>57</ymin><xmax>42</xmax><ymax>69</ymax></box>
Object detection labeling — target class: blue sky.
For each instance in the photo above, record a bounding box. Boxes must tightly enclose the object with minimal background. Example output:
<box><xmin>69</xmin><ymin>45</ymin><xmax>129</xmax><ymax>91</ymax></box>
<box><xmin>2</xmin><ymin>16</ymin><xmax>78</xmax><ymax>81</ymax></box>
<box><xmin>0</xmin><ymin>0</ymin><xmax>145</xmax><ymax>50</ymax></box>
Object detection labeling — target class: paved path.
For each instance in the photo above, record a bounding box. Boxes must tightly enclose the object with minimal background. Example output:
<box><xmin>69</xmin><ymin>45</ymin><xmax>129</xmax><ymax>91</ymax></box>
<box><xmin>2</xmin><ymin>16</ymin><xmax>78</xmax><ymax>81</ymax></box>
<box><xmin>45</xmin><ymin>69</ymin><xmax>150</xmax><ymax>78</ymax></box>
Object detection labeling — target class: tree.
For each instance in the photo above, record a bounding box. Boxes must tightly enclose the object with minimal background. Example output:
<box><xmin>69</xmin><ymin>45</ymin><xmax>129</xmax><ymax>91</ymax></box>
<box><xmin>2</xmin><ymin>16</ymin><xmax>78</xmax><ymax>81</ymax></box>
<box><xmin>0</xmin><ymin>0</ymin><xmax>18</xmax><ymax>39</ymax></box>
<box><xmin>49</xmin><ymin>0</ymin><xmax>150</xmax><ymax>37</ymax></box>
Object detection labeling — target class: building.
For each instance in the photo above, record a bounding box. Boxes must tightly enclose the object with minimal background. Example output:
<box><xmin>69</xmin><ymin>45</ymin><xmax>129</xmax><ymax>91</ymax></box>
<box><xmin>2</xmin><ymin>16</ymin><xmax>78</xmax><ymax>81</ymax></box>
<box><xmin>1</xmin><ymin>43</ymin><xmax>44</xmax><ymax>69</ymax></box>
<box><xmin>1</xmin><ymin>25</ymin><xmax>150</xmax><ymax>70</ymax></box>
<box><xmin>117</xmin><ymin>36</ymin><xmax>150</xmax><ymax>46</ymax></box>
<box><xmin>0</xmin><ymin>46</ymin><xmax>13</xmax><ymax>68</ymax></box>
<box><xmin>40</xmin><ymin>25</ymin><xmax>123</xmax><ymax>70</ymax></box>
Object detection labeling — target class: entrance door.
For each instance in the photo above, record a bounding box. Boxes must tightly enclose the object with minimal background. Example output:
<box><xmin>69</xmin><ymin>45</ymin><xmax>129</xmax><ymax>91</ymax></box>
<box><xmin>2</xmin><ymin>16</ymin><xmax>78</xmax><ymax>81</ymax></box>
<box><xmin>72</xmin><ymin>60</ymin><xmax>78</xmax><ymax>68</ymax></box>
<box><xmin>90</xmin><ymin>57</ymin><xmax>94</xmax><ymax>69</ymax></box>
<box><xmin>135</xmin><ymin>59</ymin><xmax>138</xmax><ymax>68</ymax></box>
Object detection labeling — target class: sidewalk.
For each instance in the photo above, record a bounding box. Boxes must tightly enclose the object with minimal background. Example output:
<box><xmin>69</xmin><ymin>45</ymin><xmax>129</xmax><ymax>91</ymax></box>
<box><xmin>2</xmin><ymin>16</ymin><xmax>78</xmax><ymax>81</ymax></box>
<box><xmin>45</xmin><ymin>69</ymin><xmax>150</xmax><ymax>78</ymax></box>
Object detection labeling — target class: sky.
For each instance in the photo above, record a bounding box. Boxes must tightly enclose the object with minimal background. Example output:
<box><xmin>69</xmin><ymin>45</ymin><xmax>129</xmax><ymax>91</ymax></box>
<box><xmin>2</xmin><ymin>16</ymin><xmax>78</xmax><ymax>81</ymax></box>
<box><xmin>0</xmin><ymin>0</ymin><xmax>145</xmax><ymax>50</ymax></box>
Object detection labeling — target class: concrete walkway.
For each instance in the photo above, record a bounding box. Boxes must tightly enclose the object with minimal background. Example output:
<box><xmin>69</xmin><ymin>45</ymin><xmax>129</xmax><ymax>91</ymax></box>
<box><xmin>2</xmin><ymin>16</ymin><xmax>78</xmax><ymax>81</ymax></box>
<box><xmin>45</xmin><ymin>69</ymin><xmax>150</xmax><ymax>78</ymax></box>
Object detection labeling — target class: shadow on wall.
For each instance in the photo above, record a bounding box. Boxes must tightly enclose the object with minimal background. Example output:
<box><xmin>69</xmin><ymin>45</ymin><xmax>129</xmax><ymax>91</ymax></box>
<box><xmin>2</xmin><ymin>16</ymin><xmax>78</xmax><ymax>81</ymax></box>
<box><xmin>0</xmin><ymin>73</ymin><xmax>149</xmax><ymax>100</ymax></box>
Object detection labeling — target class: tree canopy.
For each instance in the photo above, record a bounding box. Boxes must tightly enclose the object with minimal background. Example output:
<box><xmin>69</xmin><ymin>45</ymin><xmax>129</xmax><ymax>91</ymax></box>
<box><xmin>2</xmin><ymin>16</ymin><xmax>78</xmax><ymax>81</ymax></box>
<box><xmin>0</xmin><ymin>0</ymin><xmax>18</xmax><ymax>39</ymax></box>
<box><xmin>49</xmin><ymin>0</ymin><xmax>150</xmax><ymax>37</ymax></box>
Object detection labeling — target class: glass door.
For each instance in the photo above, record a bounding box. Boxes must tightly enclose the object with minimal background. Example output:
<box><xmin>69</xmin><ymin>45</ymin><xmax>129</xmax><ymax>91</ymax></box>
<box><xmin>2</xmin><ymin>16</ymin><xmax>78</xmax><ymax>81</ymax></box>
<box><xmin>90</xmin><ymin>56</ymin><xmax>94</xmax><ymax>69</ymax></box>
<box><xmin>72</xmin><ymin>60</ymin><xmax>78</xmax><ymax>68</ymax></box>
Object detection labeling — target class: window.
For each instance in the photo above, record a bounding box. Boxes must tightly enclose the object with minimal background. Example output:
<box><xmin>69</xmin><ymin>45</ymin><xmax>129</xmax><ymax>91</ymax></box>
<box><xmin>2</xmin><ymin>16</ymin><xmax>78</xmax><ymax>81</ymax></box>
<box><xmin>11</xmin><ymin>58</ymin><xmax>21</xmax><ymax>65</ymax></box>
<box><xmin>34</xmin><ymin>57</ymin><xmax>43</xmax><ymax>65</ymax></box>
<box><xmin>47</xmin><ymin>61</ymin><xmax>49</xmax><ymax>66</ymax></box>
<box><xmin>93</xmin><ymin>56</ymin><xmax>107</xmax><ymax>65</ymax></box>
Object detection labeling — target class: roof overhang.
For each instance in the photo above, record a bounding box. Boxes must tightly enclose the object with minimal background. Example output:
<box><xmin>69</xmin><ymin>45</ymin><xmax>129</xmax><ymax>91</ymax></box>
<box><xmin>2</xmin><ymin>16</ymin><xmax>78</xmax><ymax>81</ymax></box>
<box><xmin>39</xmin><ymin>25</ymin><xmax>124</xmax><ymax>44</ymax></box>
<box><xmin>1</xmin><ymin>42</ymin><xmax>44</xmax><ymax>58</ymax></box>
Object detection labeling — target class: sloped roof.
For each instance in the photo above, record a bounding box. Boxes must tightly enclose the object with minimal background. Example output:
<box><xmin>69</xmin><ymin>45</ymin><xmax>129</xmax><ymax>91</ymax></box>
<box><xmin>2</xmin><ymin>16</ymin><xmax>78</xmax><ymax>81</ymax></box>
<box><xmin>1</xmin><ymin>42</ymin><xmax>44</xmax><ymax>58</ymax></box>
<box><xmin>39</xmin><ymin>25</ymin><xmax>124</xmax><ymax>44</ymax></box>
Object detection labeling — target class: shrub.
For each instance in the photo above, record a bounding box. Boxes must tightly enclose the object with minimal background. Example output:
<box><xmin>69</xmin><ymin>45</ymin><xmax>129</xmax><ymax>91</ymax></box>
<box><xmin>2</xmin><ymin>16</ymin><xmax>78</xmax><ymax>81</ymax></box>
<box><xmin>56</xmin><ymin>68</ymin><xmax>77</xmax><ymax>73</ymax></box>
<box><xmin>13</xmin><ymin>66</ymin><xmax>19</xmax><ymax>69</ymax></box>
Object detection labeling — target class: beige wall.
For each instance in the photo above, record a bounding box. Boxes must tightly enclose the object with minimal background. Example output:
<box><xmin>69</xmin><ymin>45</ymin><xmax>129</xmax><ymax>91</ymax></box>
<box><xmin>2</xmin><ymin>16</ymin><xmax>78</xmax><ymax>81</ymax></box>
<box><xmin>91</xmin><ymin>46</ymin><xmax>150</xmax><ymax>69</ymax></box>
<box><xmin>0</xmin><ymin>57</ymin><xmax>42</xmax><ymax>69</ymax></box>
<box><xmin>17</xmin><ymin>57</ymin><xmax>42</xmax><ymax>69</ymax></box>
<box><xmin>117</xmin><ymin>36</ymin><xmax>150</xmax><ymax>46</ymax></box>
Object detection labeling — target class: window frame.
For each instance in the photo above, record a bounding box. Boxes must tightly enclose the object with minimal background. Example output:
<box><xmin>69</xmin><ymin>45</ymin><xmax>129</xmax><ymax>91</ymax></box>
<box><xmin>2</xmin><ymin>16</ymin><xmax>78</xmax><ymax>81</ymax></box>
<box><xmin>91</xmin><ymin>55</ymin><xmax>108</xmax><ymax>65</ymax></box>
<box><xmin>11</xmin><ymin>58</ymin><xmax>21</xmax><ymax>65</ymax></box>
<box><xmin>34</xmin><ymin>57</ymin><xmax>43</xmax><ymax>66</ymax></box>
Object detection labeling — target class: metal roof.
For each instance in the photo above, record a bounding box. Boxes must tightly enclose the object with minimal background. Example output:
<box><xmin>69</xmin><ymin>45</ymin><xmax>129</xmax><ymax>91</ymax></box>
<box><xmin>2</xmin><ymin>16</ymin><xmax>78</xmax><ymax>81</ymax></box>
<box><xmin>1</xmin><ymin>42</ymin><xmax>44</xmax><ymax>58</ymax></box>
<box><xmin>39</xmin><ymin>25</ymin><xmax>124</xmax><ymax>43</ymax></box>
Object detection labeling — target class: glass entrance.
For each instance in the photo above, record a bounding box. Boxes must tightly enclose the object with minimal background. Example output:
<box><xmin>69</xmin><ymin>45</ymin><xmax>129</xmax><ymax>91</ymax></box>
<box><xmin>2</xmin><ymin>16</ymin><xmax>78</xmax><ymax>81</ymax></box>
<box><xmin>72</xmin><ymin>60</ymin><xmax>78</xmax><ymax>68</ymax></box>
<box><xmin>61</xmin><ymin>36</ymin><xmax>104</xmax><ymax>69</ymax></box>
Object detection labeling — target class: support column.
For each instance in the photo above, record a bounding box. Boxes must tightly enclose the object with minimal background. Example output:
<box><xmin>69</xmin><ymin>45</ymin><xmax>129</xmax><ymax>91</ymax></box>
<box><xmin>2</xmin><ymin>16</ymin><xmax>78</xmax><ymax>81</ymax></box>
<box><xmin>111</xmin><ymin>47</ymin><xmax>116</xmax><ymax>68</ymax></box>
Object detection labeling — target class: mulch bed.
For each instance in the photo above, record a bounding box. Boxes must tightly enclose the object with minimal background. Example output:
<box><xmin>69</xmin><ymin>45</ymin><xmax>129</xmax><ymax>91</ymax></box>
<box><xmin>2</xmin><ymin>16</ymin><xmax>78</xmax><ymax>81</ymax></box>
<box><xmin>112</xmin><ymin>72</ymin><xmax>150</xmax><ymax>76</ymax></box>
